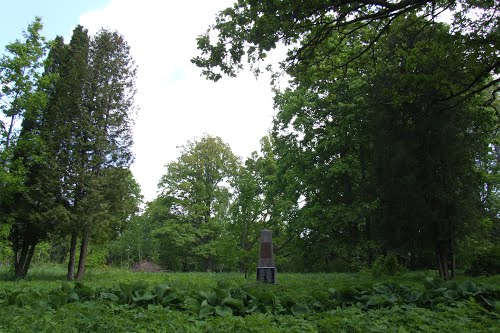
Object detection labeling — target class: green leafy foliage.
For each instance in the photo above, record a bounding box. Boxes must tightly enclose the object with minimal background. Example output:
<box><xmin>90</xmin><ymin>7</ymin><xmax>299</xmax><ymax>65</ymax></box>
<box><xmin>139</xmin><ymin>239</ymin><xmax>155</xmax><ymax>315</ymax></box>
<box><xmin>1</xmin><ymin>276</ymin><xmax>498</xmax><ymax>317</ymax></box>
<box><xmin>0</xmin><ymin>17</ymin><xmax>56</xmax><ymax>279</ymax></box>
<box><xmin>372</xmin><ymin>253</ymin><xmax>407</xmax><ymax>278</ymax></box>
<box><xmin>466</xmin><ymin>246</ymin><xmax>500</xmax><ymax>276</ymax></box>
<box><xmin>189</xmin><ymin>0</ymin><xmax>500</xmax><ymax>280</ymax></box>
<box><xmin>153</xmin><ymin>135</ymin><xmax>243</xmax><ymax>271</ymax></box>
<box><xmin>0</xmin><ymin>268</ymin><xmax>499</xmax><ymax>331</ymax></box>
<box><xmin>1</xmin><ymin>300</ymin><xmax>497</xmax><ymax>333</ymax></box>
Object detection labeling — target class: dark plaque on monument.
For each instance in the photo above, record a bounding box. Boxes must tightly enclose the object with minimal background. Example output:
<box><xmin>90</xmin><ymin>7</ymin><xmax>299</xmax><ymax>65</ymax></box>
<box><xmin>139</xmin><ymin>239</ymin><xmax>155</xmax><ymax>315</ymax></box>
<box><xmin>256</xmin><ymin>229</ymin><xmax>277</xmax><ymax>283</ymax></box>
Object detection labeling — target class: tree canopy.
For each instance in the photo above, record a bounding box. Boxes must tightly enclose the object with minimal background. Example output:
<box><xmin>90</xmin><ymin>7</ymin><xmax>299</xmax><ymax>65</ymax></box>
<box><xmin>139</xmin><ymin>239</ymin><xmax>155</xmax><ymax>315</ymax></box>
<box><xmin>0</xmin><ymin>19</ymin><xmax>141</xmax><ymax>279</ymax></box>
<box><xmin>2</xmin><ymin>7</ymin><xmax>498</xmax><ymax>279</ymax></box>
<box><xmin>192</xmin><ymin>0</ymin><xmax>499</xmax><ymax>278</ymax></box>
<box><xmin>192</xmin><ymin>0</ymin><xmax>499</xmax><ymax>100</ymax></box>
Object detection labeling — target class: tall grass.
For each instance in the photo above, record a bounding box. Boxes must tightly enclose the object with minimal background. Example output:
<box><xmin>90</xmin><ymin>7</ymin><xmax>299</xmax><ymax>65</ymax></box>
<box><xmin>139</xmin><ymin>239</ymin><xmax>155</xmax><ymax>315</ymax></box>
<box><xmin>1</xmin><ymin>263</ymin><xmax>499</xmax><ymax>292</ymax></box>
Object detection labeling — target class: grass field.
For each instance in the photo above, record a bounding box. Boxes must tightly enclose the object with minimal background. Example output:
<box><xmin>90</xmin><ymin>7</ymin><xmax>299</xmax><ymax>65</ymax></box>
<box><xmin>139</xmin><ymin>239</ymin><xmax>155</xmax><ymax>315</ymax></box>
<box><xmin>0</xmin><ymin>264</ymin><xmax>499</xmax><ymax>332</ymax></box>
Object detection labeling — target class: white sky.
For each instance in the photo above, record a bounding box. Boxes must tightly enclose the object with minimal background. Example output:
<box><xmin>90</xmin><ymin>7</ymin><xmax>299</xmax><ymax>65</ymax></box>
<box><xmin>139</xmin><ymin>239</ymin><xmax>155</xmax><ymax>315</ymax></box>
<box><xmin>79</xmin><ymin>0</ymin><xmax>277</xmax><ymax>202</ymax></box>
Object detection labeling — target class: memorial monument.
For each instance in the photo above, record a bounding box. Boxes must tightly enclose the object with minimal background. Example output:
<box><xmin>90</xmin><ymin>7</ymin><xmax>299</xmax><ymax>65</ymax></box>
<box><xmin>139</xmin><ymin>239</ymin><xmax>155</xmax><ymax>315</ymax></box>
<box><xmin>256</xmin><ymin>229</ymin><xmax>277</xmax><ymax>283</ymax></box>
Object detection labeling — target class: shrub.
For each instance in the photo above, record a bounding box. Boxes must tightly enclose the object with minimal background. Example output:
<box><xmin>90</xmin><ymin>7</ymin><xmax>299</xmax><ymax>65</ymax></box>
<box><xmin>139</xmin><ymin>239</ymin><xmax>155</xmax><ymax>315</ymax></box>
<box><xmin>86</xmin><ymin>246</ymin><xmax>109</xmax><ymax>269</ymax></box>
<box><xmin>372</xmin><ymin>253</ymin><xmax>406</xmax><ymax>278</ymax></box>
<box><xmin>330</xmin><ymin>258</ymin><xmax>357</xmax><ymax>273</ymax></box>
<box><xmin>466</xmin><ymin>245</ymin><xmax>500</xmax><ymax>276</ymax></box>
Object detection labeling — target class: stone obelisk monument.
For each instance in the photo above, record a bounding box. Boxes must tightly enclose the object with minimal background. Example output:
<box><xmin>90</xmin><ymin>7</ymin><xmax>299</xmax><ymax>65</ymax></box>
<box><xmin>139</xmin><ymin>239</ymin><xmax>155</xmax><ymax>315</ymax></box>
<box><xmin>256</xmin><ymin>229</ymin><xmax>276</xmax><ymax>283</ymax></box>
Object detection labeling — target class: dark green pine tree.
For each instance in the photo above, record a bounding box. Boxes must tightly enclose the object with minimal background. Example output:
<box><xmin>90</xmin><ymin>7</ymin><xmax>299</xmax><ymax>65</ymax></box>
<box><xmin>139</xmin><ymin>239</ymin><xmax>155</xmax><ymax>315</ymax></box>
<box><xmin>8</xmin><ymin>100</ymin><xmax>70</xmax><ymax>278</ymax></box>
<box><xmin>3</xmin><ymin>21</ymin><xmax>76</xmax><ymax>278</ymax></box>
<box><xmin>40</xmin><ymin>26</ymin><xmax>138</xmax><ymax>281</ymax></box>
<box><xmin>41</xmin><ymin>26</ymin><xmax>92</xmax><ymax>281</ymax></box>
<box><xmin>72</xmin><ymin>28</ymin><xmax>138</xmax><ymax>280</ymax></box>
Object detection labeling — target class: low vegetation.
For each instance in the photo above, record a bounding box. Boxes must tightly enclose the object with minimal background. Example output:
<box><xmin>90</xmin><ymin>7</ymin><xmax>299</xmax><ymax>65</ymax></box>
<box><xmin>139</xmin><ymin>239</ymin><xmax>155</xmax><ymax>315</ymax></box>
<box><xmin>0</xmin><ymin>266</ymin><xmax>499</xmax><ymax>332</ymax></box>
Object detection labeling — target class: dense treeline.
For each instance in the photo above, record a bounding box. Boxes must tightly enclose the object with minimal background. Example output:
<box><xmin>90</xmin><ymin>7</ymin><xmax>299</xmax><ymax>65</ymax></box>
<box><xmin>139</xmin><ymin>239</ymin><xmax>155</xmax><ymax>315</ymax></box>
<box><xmin>188</xmin><ymin>0</ymin><xmax>499</xmax><ymax>278</ymax></box>
<box><xmin>1</xmin><ymin>0</ymin><xmax>499</xmax><ymax>280</ymax></box>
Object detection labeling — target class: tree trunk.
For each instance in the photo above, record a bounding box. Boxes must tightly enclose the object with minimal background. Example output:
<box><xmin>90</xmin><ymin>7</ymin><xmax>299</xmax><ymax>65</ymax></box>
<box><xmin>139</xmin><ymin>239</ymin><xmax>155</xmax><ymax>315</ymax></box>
<box><xmin>240</xmin><ymin>220</ymin><xmax>249</xmax><ymax>274</ymax></box>
<box><xmin>204</xmin><ymin>255</ymin><xmax>214</xmax><ymax>272</ymax></box>
<box><xmin>13</xmin><ymin>236</ymin><xmax>37</xmax><ymax>279</ymax></box>
<box><xmin>441</xmin><ymin>250</ymin><xmax>450</xmax><ymax>280</ymax></box>
<box><xmin>450</xmin><ymin>238</ymin><xmax>456</xmax><ymax>279</ymax></box>
<box><xmin>437</xmin><ymin>244</ymin><xmax>450</xmax><ymax>280</ymax></box>
<box><xmin>14</xmin><ymin>240</ymin><xmax>29</xmax><ymax>278</ymax></box>
<box><xmin>436</xmin><ymin>250</ymin><xmax>444</xmax><ymax>279</ymax></box>
<box><xmin>343</xmin><ymin>173</ymin><xmax>353</xmax><ymax>205</ymax></box>
<box><xmin>76</xmin><ymin>224</ymin><xmax>90</xmax><ymax>280</ymax></box>
<box><xmin>67</xmin><ymin>231</ymin><xmax>78</xmax><ymax>281</ymax></box>
<box><xmin>4</xmin><ymin>114</ymin><xmax>16</xmax><ymax>153</ymax></box>
<box><xmin>366</xmin><ymin>217</ymin><xmax>374</xmax><ymax>266</ymax></box>
<box><xmin>21</xmin><ymin>243</ymin><xmax>36</xmax><ymax>278</ymax></box>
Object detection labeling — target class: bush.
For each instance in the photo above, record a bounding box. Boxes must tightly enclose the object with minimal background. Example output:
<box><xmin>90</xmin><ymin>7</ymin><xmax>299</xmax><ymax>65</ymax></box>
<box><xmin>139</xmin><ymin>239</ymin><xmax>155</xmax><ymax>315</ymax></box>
<box><xmin>466</xmin><ymin>245</ymin><xmax>500</xmax><ymax>276</ymax></box>
<box><xmin>330</xmin><ymin>258</ymin><xmax>358</xmax><ymax>273</ymax></box>
<box><xmin>372</xmin><ymin>253</ymin><xmax>406</xmax><ymax>278</ymax></box>
<box><xmin>86</xmin><ymin>246</ymin><xmax>109</xmax><ymax>269</ymax></box>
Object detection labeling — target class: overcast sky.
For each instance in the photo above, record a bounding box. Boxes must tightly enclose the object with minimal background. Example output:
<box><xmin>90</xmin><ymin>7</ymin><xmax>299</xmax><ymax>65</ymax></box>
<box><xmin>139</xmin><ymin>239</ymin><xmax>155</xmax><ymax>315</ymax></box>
<box><xmin>1</xmin><ymin>1</ymin><xmax>277</xmax><ymax>202</ymax></box>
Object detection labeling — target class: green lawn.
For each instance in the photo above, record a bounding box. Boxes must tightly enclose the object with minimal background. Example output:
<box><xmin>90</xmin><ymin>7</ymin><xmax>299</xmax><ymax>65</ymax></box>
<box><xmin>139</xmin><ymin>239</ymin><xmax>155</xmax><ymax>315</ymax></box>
<box><xmin>0</xmin><ymin>265</ymin><xmax>499</xmax><ymax>332</ymax></box>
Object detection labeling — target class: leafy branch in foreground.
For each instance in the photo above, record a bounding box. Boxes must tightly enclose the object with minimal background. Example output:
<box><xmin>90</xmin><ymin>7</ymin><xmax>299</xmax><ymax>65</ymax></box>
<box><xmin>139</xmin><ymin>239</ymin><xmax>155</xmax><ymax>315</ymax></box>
<box><xmin>193</xmin><ymin>0</ymin><xmax>499</xmax><ymax>96</ymax></box>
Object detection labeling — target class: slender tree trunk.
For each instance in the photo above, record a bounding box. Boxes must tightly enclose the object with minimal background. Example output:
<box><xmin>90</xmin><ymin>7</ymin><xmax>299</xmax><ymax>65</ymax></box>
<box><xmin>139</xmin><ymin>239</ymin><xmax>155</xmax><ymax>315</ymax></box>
<box><xmin>67</xmin><ymin>231</ymin><xmax>78</xmax><ymax>281</ymax></box>
<box><xmin>441</xmin><ymin>249</ymin><xmax>450</xmax><ymax>280</ymax></box>
<box><xmin>437</xmin><ymin>241</ymin><xmax>453</xmax><ymax>280</ymax></box>
<box><xmin>13</xmin><ymin>236</ymin><xmax>38</xmax><ymax>279</ymax></box>
<box><xmin>14</xmin><ymin>240</ymin><xmax>29</xmax><ymax>278</ymax></box>
<box><xmin>367</xmin><ymin>217</ymin><xmax>374</xmax><ymax>266</ymax></box>
<box><xmin>4</xmin><ymin>112</ymin><xmax>17</xmax><ymax>153</ymax></box>
<box><xmin>343</xmin><ymin>174</ymin><xmax>353</xmax><ymax>205</ymax></box>
<box><xmin>436</xmin><ymin>250</ymin><xmax>444</xmax><ymax>279</ymax></box>
<box><xmin>14</xmin><ymin>250</ymin><xmax>23</xmax><ymax>278</ymax></box>
<box><xmin>450</xmin><ymin>239</ymin><xmax>456</xmax><ymax>279</ymax></box>
<box><xmin>360</xmin><ymin>145</ymin><xmax>375</xmax><ymax>267</ymax></box>
<box><xmin>21</xmin><ymin>243</ymin><xmax>36</xmax><ymax>278</ymax></box>
<box><xmin>76</xmin><ymin>224</ymin><xmax>90</xmax><ymax>280</ymax></box>
<box><xmin>240</xmin><ymin>219</ymin><xmax>249</xmax><ymax>275</ymax></box>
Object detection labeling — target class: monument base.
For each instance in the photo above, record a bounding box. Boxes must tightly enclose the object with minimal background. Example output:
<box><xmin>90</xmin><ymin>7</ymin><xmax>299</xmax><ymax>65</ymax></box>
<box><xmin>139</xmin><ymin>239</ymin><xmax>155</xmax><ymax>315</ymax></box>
<box><xmin>256</xmin><ymin>267</ymin><xmax>277</xmax><ymax>284</ymax></box>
